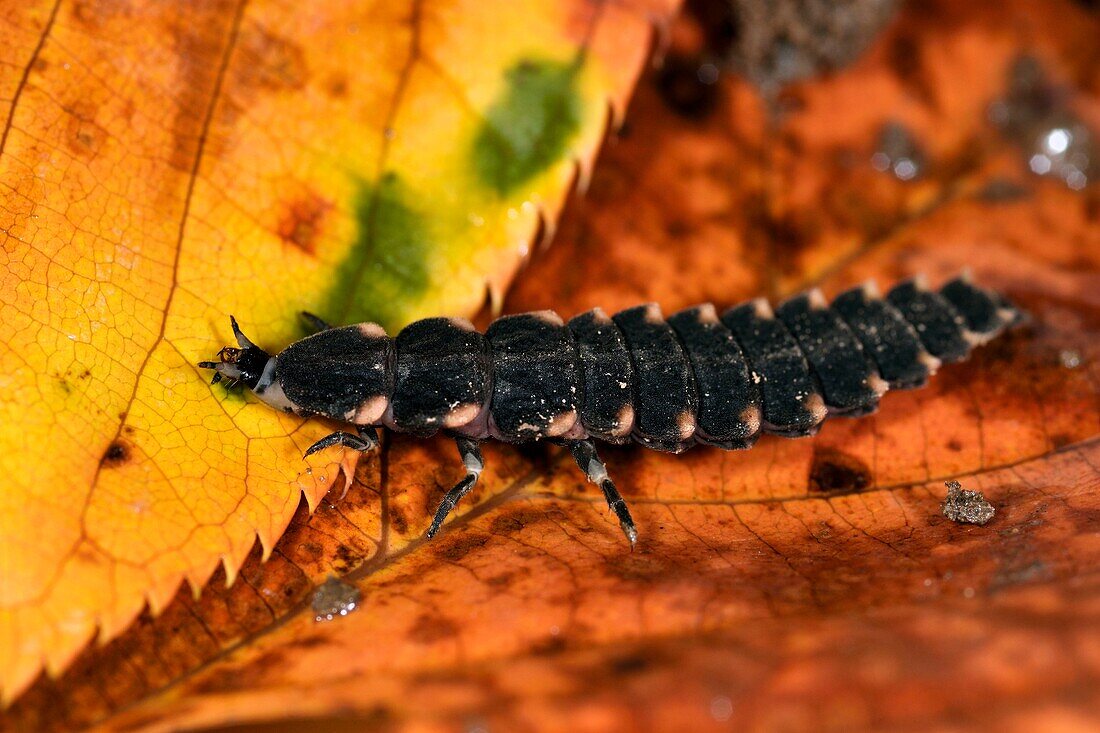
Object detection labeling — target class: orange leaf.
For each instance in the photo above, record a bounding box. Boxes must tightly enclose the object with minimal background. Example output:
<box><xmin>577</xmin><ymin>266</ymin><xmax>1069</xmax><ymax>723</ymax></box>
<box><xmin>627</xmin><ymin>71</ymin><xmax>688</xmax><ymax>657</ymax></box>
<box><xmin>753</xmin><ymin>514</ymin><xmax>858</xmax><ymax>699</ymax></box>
<box><xmin>0</xmin><ymin>0</ymin><xmax>676</xmax><ymax>703</ymax></box>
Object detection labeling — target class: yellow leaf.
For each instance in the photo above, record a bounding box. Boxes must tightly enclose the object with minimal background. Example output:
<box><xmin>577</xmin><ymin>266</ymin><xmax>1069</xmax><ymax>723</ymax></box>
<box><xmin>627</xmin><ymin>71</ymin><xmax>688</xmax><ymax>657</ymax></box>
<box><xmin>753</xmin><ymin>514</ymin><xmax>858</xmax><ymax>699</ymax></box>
<box><xmin>0</xmin><ymin>0</ymin><xmax>675</xmax><ymax>702</ymax></box>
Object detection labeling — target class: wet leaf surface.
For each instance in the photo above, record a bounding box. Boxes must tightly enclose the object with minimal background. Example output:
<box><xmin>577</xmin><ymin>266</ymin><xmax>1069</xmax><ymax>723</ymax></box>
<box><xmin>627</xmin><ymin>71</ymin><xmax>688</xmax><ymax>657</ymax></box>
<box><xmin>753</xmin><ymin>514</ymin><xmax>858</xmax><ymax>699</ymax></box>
<box><xmin>6</xmin><ymin>0</ymin><xmax>1100</xmax><ymax>730</ymax></box>
<box><xmin>0</xmin><ymin>0</ymin><xmax>674</xmax><ymax>707</ymax></box>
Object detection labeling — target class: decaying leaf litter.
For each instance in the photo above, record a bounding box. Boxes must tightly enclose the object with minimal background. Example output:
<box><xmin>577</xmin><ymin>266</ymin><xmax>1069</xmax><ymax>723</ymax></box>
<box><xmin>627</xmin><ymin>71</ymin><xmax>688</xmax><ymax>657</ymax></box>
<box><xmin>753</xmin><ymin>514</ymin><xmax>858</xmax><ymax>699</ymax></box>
<box><xmin>6</xmin><ymin>0</ymin><xmax>1100</xmax><ymax>730</ymax></box>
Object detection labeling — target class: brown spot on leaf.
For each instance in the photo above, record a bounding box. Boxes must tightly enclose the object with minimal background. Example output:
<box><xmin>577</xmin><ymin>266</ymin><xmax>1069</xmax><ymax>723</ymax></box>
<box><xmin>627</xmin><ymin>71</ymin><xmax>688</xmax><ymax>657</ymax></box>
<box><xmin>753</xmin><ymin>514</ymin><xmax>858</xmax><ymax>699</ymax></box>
<box><xmin>236</xmin><ymin>21</ymin><xmax>309</xmax><ymax>92</ymax></box>
<box><xmin>331</xmin><ymin>544</ymin><xmax>360</xmax><ymax>573</ymax></box>
<box><xmin>433</xmin><ymin>532</ymin><xmax>490</xmax><ymax>562</ymax></box>
<box><xmin>407</xmin><ymin>613</ymin><xmax>459</xmax><ymax>644</ymax></box>
<box><xmin>276</xmin><ymin>193</ymin><xmax>331</xmax><ymax>255</ymax></box>
<box><xmin>297</xmin><ymin>542</ymin><xmax>323</xmax><ymax>559</ymax></box>
<box><xmin>810</xmin><ymin>449</ymin><xmax>871</xmax><ymax>494</ymax></box>
<box><xmin>489</xmin><ymin>507</ymin><xmax>548</xmax><ymax>535</ymax></box>
<box><xmin>289</xmin><ymin>635</ymin><xmax>328</xmax><ymax>650</ymax></box>
<box><xmin>162</xmin><ymin>3</ymin><xmax>242</xmax><ymax>176</ymax></box>
<box><xmin>1050</xmin><ymin>433</ymin><xmax>1074</xmax><ymax>449</ymax></box>
<box><xmin>606</xmin><ymin>648</ymin><xmax>667</xmax><ymax>677</ymax></box>
<box><xmin>485</xmin><ymin>570</ymin><xmax>518</xmax><ymax>588</ymax></box>
<box><xmin>389</xmin><ymin>507</ymin><xmax>409</xmax><ymax>535</ymax></box>
<box><xmin>530</xmin><ymin>634</ymin><xmax>568</xmax><ymax>656</ymax></box>
<box><xmin>70</xmin><ymin>0</ymin><xmax>133</xmax><ymax>30</ymax></box>
<box><xmin>326</xmin><ymin>73</ymin><xmax>349</xmax><ymax>98</ymax></box>
<box><xmin>64</xmin><ymin>99</ymin><xmax>104</xmax><ymax>158</ymax></box>
<box><xmin>100</xmin><ymin>441</ymin><xmax>130</xmax><ymax>467</ymax></box>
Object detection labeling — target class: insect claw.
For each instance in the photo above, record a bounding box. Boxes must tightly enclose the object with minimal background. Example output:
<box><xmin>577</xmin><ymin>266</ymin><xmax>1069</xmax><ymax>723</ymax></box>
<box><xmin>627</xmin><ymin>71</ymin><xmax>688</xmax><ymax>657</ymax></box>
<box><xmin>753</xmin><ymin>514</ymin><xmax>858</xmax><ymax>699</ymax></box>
<box><xmin>230</xmin><ymin>315</ymin><xmax>256</xmax><ymax>349</ymax></box>
<box><xmin>299</xmin><ymin>311</ymin><xmax>332</xmax><ymax>334</ymax></box>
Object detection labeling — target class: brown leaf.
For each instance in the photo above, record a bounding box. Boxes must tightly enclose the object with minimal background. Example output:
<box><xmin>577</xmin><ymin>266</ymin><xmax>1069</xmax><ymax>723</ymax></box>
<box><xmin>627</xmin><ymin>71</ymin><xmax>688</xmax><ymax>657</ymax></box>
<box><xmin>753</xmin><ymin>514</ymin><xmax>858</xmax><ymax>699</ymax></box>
<box><xmin>6</xmin><ymin>0</ymin><xmax>1100</xmax><ymax>730</ymax></box>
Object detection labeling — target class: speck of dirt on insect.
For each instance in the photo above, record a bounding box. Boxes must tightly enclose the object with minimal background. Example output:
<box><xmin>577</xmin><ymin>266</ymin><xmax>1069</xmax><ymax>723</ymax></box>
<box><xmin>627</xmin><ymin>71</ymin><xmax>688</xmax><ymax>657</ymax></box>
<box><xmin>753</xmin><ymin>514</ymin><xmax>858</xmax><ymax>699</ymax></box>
<box><xmin>311</xmin><ymin>576</ymin><xmax>361</xmax><ymax>623</ymax></box>
<box><xmin>941</xmin><ymin>480</ymin><xmax>996</xmax><ymax>525</ymax></box>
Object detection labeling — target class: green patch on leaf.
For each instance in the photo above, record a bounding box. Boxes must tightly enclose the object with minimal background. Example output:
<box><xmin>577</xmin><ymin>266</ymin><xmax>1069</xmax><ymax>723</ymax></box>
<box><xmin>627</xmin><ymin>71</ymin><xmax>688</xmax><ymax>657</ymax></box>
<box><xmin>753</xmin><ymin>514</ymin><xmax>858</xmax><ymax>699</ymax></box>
<box><xmin>473</xmin><ymin>58</ymin><xmax>583</xmax><ymax>195</ymax></box>
<box><xmin>324</xmin><ymin>173</ymin><xmax>432</xmax><ymax>332</ymax></box>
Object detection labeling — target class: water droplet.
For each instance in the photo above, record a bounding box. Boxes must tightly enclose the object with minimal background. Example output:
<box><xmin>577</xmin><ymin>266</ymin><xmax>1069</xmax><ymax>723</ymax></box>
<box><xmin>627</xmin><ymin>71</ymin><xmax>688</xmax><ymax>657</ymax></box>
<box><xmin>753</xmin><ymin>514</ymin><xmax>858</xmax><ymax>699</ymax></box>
<box><xmin>1060</xmin><ymin>349</ymin><xmax>1082</xmax><ymax>369</ymax></box>
<box><xmin>992</xmin><ymin>55</ymin><xmax>1095</xmax><ymax>191</ymax></box>
<box><xmin>1044</xmin><ymin>128</ymin><xmax>1071</xmax><ymax>155</ymax></box>
<box><xmin>1029</xmin><ymin>153</ymin><xmax>1053</xmax><ymax>175</ymax></box>
<box><xmin>871</xmin><ymin>122</ymin><xmax>925</xmax><ymax>182</ymax></box>
<box><xmin>312</xmin><ymin>576</ymin><xmax>361</xmax><ymax>622</ymax></box>
<box><xmin>710</xmin><ymin>695</ymin><xmax>734</xmax><ymax>722</ymax></box>
<box><xmin>697</xmin><ymin>63</ymin><xmax>720</xmax><ymax>85</ymax></box>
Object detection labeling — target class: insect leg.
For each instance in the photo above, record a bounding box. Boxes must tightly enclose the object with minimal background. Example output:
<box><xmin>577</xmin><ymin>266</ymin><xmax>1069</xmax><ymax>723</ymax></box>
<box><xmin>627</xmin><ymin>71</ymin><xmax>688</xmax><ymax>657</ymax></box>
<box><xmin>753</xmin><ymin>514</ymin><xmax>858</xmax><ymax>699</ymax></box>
<box><xmin>426</xmin><ymin>437</ymin><xmax>483</xmax><ymax>539</ymax></box>
<box><xmin>304</xmin><ymin>425</ymin><xmax>379</xmax><ymax>457</ymax></box>
<box><xmin>567</xmin><ymin>439</ymin><xmax>637</xmax><ymax>546</ymax></box>
<box><xmin>299</xmin><ymin>311</ymin><xmax>333</xmax><ymax>334</ymax></box>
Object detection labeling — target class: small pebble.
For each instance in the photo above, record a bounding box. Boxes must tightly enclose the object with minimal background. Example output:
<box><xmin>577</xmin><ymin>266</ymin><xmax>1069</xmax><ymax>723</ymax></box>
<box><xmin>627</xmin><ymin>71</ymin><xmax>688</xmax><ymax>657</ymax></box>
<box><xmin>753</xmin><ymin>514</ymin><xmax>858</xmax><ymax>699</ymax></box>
<box><xmin>941</xmin><ymin>480</ymin><xmax>995</xmax><ymax>525</ymax></box>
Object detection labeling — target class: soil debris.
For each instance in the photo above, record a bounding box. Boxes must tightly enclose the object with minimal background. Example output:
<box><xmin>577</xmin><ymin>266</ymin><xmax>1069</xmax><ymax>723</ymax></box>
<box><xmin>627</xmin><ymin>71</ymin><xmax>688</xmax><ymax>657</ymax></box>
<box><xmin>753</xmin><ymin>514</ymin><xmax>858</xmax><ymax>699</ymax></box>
<box><xmin>941</xmin><ymin>480</ymin><xmax>996</xmax><ymax>525</ymax></box>
<box><xmin>720</xmin><ymin>0</ymin><xmax>899</xmax><ymax>94</ymax></box>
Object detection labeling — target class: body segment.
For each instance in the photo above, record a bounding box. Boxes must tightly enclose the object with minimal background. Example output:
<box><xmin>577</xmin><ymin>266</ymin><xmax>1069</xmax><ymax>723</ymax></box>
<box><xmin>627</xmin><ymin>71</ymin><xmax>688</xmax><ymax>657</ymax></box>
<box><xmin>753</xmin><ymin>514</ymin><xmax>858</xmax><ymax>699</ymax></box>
<box><xmin>390</xmin><ymin>317</ymin><xmax>489</xmax><ymax>436</ymax></box>
<box><xmin>612</xmin><ymin>303</ymin><xmax>698</xmax><ymax>452</ymax></box>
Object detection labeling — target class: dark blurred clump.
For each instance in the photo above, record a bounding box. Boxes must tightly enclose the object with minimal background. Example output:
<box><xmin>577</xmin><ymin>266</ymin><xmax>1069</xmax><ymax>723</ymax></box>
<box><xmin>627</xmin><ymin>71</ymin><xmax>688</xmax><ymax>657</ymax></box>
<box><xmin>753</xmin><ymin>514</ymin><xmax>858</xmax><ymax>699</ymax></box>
<box><xmin>656</xmin><ymin>54</ymin><xmax>723</xmax><ymax>119</ymax></box>
<box><xmin>692</xmin><ymin>0</ymin><xmax>899</xmax><ymax>95</ymax></box>
<box><xmin>989</xmin><ymin>55</ymin><xmax>1096</xmax><ymax>190</ymax></box>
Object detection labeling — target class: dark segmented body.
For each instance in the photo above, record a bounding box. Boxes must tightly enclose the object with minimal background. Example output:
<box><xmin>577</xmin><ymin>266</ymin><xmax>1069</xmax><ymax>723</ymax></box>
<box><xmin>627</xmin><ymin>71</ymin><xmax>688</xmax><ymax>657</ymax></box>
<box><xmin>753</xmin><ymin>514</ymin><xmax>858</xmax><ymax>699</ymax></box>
<box><xmin>266</xmin><ymin>274</ymin><xmax>1020</xmax><ymax>451</ymax></box>
<box><xmin>202</xmin><ymin>274</ymin><xmax>1020</xmax><ymax>544</ymax></box>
